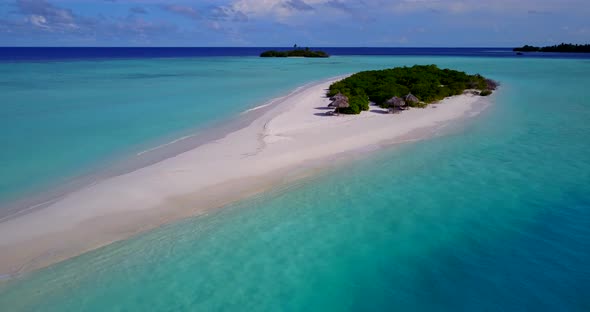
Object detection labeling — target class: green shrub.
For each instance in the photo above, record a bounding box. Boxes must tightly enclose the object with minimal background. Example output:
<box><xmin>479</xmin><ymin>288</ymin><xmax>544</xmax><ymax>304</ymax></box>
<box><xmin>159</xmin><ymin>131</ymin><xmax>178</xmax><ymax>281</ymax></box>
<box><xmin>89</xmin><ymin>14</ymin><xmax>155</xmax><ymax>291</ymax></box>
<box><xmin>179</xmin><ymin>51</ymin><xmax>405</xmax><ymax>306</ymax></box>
<box><xmin>480</xmin><ymin>90</ymin><xmax>493</xmax><ymax>96</ymax></box>
<box><xmin>412</xmin><ymin>102</ymin><xmax>428</xmax><ymax>108</ymax></box>
<box><xmin>260</xmin><ymin>49</ymin><xmax>329</xmax><ymax>58</ymax></box>
<box><xmin>327</xmin><ymin>65</ymin><xmax>496</xmax><ymax>114</ymax></box>
<box><xmin>339</xmin><ymin>94</ymin><xmax>369</xmax><ymax>114</ymax></box>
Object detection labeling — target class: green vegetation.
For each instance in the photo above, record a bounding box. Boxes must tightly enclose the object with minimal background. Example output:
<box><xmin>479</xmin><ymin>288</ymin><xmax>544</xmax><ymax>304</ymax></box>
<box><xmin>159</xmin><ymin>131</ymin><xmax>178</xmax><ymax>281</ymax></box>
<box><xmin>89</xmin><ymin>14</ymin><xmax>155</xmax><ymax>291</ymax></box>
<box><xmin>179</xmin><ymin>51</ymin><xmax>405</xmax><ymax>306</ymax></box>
<box><xmin>514</xmin><ymin>43</ymin><xmax>590</xmax><ymax>53</ymax></box>
<box><xmin>327</xmin><ymin>65</ymin><xmax>497</xmax><ymax>114</ymax></box>
<box><xmin>480</xmin><ymin>90</ymin><xmax>493</xmax><ymax>96</ymax></box>
<box><xmin>260</xmin><ymin>47</ymin><xmax>329</xmax><ymax>58</ymax></box>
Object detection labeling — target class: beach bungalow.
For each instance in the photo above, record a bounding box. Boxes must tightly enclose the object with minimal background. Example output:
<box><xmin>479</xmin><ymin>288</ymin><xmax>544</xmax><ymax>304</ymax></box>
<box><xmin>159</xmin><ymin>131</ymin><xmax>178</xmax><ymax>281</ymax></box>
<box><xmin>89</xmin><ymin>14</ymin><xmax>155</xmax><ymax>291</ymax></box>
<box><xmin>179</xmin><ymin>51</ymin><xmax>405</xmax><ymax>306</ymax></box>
<box><xmin>329</xmin><ymin>92</ymin><xmax>347</xmax><ymax>103</ymax></box>
<box><xmin>329</xmin><ymin>96</ymin><xmax>349</xmax><ymax>115</ymax></box>
<box><xmin>386</xmin><ymin>96</ymin><xmax>406</xmax><ymax>113</ymax></box>
<box><xmin>404</xmin><ymin>93</ymin><xmax>419</xmax><ymax>105</ymax></box>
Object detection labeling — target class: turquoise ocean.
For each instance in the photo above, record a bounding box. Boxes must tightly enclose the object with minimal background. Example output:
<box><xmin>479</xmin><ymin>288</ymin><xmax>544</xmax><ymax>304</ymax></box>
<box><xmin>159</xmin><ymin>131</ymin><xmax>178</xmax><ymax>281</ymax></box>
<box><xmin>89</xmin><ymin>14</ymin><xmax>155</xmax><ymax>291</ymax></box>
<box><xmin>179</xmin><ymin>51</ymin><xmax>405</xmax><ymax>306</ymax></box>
<box><xmin>0</xmin><ymin>51</ymin><xmax>589</xmax><ymax>310</ymax></box>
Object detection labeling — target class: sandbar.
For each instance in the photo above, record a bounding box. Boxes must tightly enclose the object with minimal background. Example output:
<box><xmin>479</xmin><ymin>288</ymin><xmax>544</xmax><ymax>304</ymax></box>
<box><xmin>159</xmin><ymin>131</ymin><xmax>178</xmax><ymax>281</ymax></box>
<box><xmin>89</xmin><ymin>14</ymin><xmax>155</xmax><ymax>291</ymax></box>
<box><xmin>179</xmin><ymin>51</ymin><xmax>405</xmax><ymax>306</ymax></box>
<box><xmin>0</xmin><ymin>77</ymin><xmax>491</xmax><ymax>278</ymax></box>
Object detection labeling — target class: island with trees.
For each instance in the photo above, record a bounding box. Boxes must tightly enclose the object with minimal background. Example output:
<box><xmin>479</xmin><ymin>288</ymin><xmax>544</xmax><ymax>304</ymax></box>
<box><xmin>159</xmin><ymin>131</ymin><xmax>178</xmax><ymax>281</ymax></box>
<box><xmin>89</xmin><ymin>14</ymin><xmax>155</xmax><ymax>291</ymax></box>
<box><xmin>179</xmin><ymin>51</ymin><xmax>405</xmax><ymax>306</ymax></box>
<box><xmin>260</xmin><ymin>45</ymin><xmax>329</xmax><ymax>58</ymax></box>
<box><xmin>514</xmin><ymin>43</ymin><xmax>590</xmax><ymax>53</ymax></box>
<box><xmin>327</xmin><ymin>65</ymin><xmax>497</xmax><ymax>115</ymax></box>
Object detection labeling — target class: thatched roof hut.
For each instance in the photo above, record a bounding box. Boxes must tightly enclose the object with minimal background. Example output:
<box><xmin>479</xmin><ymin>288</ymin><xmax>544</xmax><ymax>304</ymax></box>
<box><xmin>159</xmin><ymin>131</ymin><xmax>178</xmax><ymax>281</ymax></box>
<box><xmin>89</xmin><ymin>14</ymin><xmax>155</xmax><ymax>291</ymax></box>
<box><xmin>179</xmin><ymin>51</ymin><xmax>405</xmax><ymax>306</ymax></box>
<box><xmin>485</xmin><ymin>79</ymin><xmax>498</xmax><ymax>90</ymax></box>
<box><xmin>404</xmin><ymin>93</ymin><xmax>419</xmax><ymax>104</ymax></box>
<box><xmin>386</xmin><ymin>96</ymin><xmax>406</xmax><ymax>108</ymax></box>
<box><xmin>329</xmin><ymin>94</ymin><xmax>349</xmax><ymax>108</ymax></box>
<box><xmin>386</xmin><ymin>96</ymin><xmax>406</xmax><ymax>113</ymax></box>
<box><xmin>329</xmin><ymin>96</ymin><xmax>349</xmax><ymax>115</ymax></box>
<box><xmin>333</xmin><ymin>98</ymin><xmax>349</xmax><ymax>108</ymax></box>
<box><xmin>329</xmin><ymin>93</ymin><xmax>347</xmax><ymax>102</ymax></box>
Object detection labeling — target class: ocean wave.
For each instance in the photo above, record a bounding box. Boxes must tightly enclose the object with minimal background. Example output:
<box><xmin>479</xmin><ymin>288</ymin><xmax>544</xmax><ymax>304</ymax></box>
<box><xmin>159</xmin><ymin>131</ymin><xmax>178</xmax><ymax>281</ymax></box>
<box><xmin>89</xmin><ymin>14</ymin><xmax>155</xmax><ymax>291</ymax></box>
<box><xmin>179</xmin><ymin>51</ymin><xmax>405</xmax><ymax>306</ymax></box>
<box><xmin>136</xmin><ymin>135</ymin><xmax>196</xmax><ymax>156</ymax></box>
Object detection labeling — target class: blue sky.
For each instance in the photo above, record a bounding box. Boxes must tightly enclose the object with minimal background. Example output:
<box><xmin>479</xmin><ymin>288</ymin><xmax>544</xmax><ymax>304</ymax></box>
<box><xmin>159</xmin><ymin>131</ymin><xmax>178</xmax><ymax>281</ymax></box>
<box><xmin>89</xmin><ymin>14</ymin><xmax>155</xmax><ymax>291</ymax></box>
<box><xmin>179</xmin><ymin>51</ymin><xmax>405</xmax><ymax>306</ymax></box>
<box><xmin>0</xmin><ymin>0</ymin><xmax>589</xmax><ymax>47</ymax></box>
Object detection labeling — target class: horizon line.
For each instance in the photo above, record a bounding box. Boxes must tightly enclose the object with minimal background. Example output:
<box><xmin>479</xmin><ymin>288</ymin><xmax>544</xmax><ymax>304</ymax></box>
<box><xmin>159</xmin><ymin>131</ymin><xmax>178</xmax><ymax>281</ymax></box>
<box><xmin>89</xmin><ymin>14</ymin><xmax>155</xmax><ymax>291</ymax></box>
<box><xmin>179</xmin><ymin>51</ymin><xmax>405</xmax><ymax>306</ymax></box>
<box><xmin>0</xmin><ymin>46</ymin><xmax>516</xmax><ymax>49</ymax></box>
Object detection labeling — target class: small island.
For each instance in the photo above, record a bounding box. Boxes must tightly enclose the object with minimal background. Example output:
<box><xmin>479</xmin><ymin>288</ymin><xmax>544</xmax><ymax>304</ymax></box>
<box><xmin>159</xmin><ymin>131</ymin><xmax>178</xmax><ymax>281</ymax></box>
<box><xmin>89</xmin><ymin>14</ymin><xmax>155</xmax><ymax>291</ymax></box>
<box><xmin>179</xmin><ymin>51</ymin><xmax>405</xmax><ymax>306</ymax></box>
<box><xmin>327</xmin><ymin>65</ymin><xmax>497</xmax><ymax>114</ymax></box>
<box><xmin>514</xmin><ymin>43</ymin><xmax>590</xmax><ymax>53</ymax></box>
<box><xmin>260</xmin><ymin>46</ymin><xmax>329</xmax><ymax>58</ymax></box>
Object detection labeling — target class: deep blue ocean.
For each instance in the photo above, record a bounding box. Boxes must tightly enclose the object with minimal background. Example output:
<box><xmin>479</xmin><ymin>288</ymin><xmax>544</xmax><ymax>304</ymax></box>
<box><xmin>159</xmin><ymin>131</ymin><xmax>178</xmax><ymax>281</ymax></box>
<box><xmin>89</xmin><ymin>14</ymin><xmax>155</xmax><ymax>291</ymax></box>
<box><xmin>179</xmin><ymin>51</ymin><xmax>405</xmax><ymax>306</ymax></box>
<box><xmin>0</xmin><ymin>48</ymin><xmax>589</xmax><ymax>311</ymax></box>
<box><xmin>1</xmin><ymin>47</ymin><xmax>590</xmax><ymax>61</ymax></box>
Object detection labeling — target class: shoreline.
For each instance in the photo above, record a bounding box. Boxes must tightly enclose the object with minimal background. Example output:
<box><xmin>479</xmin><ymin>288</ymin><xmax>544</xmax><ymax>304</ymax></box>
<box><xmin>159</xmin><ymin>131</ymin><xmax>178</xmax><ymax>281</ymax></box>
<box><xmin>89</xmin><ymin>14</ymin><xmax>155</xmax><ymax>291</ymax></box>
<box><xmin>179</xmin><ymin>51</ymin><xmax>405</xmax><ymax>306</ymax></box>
<box><xmin>0</xmin><ymin>77</ymin><xmax>492</xmax><ymax>280</ymax></box>
<box><xmin>0</xmin><ymin>78</ymin><xmax>331</xmax><ymax>222</ymax></box>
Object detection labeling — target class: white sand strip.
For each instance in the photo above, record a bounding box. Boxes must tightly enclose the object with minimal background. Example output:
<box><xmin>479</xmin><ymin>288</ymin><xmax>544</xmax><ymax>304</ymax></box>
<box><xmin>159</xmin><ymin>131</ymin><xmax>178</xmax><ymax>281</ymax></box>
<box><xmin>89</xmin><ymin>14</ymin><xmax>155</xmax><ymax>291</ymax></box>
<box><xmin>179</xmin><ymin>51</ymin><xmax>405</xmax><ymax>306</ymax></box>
<box><xmin>0</xmin><ymin>78</ymin><xmax>490</xmax><ymax>278</ymax></box>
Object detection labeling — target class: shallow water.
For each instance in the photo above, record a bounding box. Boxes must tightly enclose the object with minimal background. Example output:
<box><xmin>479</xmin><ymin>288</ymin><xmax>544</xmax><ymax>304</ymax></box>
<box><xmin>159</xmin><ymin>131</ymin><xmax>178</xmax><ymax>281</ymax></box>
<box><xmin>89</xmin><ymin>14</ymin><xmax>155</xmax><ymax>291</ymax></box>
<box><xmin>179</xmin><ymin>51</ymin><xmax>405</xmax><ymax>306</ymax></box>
<box><xmin>0</xmin><ymin>55</ymin><xmax>572</xmax><ymax>207</ymax></box>
<box><xmin>0</xmin><ymin>55</ymin><xmax>487</xmax><ymax>208</ymax></box>
<box><xmin>1</xmin><ymin>56</ymin><xmax>589</xmax><ymax>311</ymax></box>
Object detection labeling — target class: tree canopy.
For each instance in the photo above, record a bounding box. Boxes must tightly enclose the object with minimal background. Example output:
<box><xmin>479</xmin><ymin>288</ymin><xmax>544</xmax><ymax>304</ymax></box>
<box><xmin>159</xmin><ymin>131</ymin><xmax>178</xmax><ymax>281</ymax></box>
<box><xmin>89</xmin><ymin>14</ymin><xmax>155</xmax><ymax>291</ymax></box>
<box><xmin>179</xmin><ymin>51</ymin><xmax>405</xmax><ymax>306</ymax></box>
<box><xmin>327</xmin><ymin>65</ymin><xmax>496</xmax><ymax>114</ymax></box>
<box><xmin>514</xmin><ymin>43</ymin><xmax>590</xmax><ymax>53</ymax></box>
<box><xmin>260</xmin><ymin>48</ymin><xmax>329</xmax><ymax>58</ymax></box>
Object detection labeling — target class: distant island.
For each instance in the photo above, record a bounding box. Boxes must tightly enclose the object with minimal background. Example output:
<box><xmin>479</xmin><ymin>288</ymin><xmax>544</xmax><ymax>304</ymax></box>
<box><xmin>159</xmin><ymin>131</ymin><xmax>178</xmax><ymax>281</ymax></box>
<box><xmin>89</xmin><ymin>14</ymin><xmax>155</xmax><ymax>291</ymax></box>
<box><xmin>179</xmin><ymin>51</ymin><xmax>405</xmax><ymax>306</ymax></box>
<box><xmin>514</xmin><ymin>43</ymin><xmax>590</xmax><ymax>53</ymax></box>
<box><xmin>260</xmin><ymin>47</ymin><xmax>329</xmax><ymax>58</ymax></box>
<box><xmin>327</xmin><ymin>65</ymin><xmax>497</xmax><ymax>114</ymax></box>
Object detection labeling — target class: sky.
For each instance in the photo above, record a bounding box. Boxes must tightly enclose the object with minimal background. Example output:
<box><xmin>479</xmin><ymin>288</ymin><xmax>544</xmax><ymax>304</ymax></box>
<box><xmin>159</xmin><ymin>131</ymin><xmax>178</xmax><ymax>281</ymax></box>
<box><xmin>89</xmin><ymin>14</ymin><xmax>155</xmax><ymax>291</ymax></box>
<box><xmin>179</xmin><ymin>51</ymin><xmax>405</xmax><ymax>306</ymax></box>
<box><xmin>0</xmin><ymin>0</ymin><xmax>589</xmax><ymax>47</ymax></box>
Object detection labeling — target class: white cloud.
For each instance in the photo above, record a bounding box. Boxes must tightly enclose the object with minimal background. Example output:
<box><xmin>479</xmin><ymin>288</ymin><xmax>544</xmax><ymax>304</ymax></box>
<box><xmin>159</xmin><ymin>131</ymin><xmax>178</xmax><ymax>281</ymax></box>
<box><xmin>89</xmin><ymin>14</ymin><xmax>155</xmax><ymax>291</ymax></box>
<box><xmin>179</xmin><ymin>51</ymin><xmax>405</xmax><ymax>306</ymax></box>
<box><xmin>385</xmin><ymin>0</ymin><xmax>590</xmax><ymax>14</ymax></box>
<box><xmin>217</xmin><ymin>0</ymin><xmax>590</xmax><ymax>22</ymax></box>
<box><xmin>225</xmin><ymin>0</ymin><xmax>333</xmax><ymax>19</ymax></box>
<box><xmin>17</xmin><ymin>0</ymin><xmax>79</xmax><ymax>31</ymax></box>
<box><xmin>160</xmin><ymin>4</ymin><xmax>200</xmax><ymax>20</ymax></box>
<box><xmin>28</xmin><ymin>14</ymin><xmax>49</xmax><ymax>28</ymax></box>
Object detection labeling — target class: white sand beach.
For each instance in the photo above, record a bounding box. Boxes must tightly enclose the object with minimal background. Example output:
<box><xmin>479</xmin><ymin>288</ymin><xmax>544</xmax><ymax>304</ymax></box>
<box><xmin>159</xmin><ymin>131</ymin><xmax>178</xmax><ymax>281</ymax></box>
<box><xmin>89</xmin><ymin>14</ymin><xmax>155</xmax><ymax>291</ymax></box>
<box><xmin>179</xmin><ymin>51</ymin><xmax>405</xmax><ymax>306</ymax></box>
<box><xmin>0</xmin><ymin>78</ymin><xmax>489</xmax><ymax>278</ymax></box>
